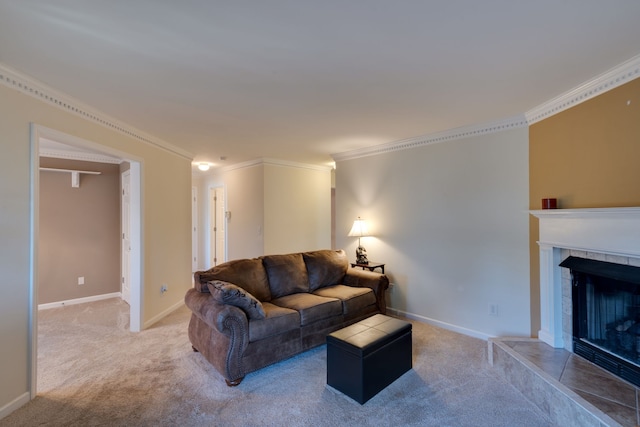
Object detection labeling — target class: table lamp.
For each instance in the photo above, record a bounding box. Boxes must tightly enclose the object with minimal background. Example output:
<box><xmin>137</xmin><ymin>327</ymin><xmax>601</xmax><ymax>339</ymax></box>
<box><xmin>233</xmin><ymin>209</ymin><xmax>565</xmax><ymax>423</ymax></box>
<box><xmin>348</xmin><ymin>217</ymin><xmax>370</xmax><ymax>264</ymax></box>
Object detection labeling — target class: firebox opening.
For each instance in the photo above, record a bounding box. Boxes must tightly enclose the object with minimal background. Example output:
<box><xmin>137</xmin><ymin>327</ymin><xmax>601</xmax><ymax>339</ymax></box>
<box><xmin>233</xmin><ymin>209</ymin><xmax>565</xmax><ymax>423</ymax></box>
<box><xmin>560</xmin><ymin>256</ymin><xmax>640</xmax><ymax>386</ymax></box>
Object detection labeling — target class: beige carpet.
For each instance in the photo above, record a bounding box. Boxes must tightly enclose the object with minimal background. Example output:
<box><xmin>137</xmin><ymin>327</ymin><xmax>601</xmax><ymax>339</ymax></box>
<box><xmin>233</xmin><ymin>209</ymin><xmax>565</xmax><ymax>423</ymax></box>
<box><xmin>1</xmin><ymin>298</ymin><xmax>551</xmax><ymax>426</ymax></box>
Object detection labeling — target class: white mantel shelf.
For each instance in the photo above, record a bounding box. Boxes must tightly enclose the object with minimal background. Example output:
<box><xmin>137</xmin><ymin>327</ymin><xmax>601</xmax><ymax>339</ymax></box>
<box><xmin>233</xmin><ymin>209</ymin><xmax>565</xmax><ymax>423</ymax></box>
<box><xmin>531</xmin><ymin>206</ymin><xmax>640</xmax><ymax>348</ymax></box>
<box><xmin>531</xmin><ymin>207</ymin><xmax>640</xmax><ymax>219</ymax></box>
<box><xmin>530</xmin><ymin>207</ymin><xmax>640</xmax><ymax>259</ymax></box>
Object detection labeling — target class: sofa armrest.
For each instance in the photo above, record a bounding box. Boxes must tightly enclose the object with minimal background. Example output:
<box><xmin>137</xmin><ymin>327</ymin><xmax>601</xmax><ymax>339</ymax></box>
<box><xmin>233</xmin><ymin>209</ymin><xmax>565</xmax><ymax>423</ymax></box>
<box><xmin>185</xmin><ymin>288</ymin><xmax>249</xmax><ymax>335</ymax></box>
<box><xmin>185</xmin><ymin>288</ymin><xmax>249</xmax><ymax>383</ymax></box>
<box><xmin>344</xmin><ymin>268</ymin><xmax>389</xmax><ymax>314</ymax></box>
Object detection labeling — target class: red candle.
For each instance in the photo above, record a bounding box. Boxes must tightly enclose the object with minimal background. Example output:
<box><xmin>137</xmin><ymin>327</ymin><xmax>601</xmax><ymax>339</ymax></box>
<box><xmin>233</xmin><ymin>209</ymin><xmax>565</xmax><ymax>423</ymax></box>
<box><xmin>542</xmin><ymin>198</ymin><xmax>557</xmax><ymax>209</ymax></box>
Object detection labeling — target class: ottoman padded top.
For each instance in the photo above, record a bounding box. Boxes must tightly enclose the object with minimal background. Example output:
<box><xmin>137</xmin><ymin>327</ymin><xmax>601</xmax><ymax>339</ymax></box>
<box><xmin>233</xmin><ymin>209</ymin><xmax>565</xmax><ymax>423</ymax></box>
<box><xmin>327</xmin><ymin>314</ymin><xmax>411</xmax><ymax>356</ymax></box>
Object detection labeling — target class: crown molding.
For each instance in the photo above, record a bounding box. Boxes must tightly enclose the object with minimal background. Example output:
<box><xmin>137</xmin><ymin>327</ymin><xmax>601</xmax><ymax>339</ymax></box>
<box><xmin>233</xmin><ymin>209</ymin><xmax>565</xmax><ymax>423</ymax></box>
<box><xmin>333</xmin><ymin>54</ymin><xmax>640</xmax><ymax>163</ymax></box>
<box><xmin>332</xmin><ymin>115</ymin><xmax>528</xmax><ymax>162</ymax></box>
<box><xmin>0</xmin><ymin>62</ymin><xmax>193</xmax><ymax>161</ymax></box>
<box><xmin>525</xmin><ymin>53</ymin><xmax>640</xmax><ymax>124</ymax></box>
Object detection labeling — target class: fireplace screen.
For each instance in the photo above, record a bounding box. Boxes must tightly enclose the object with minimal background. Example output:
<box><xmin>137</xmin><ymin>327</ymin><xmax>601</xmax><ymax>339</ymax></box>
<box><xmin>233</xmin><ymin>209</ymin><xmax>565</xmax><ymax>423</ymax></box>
<box><xmin>560</xmin><ymin>256</ymin><xmax>640</xmax><ymax>386</ymax></box>
<box><xmin>582</xmin><ymin>275</ymin><xmax>640</xmax><ymax>361</ymax></box>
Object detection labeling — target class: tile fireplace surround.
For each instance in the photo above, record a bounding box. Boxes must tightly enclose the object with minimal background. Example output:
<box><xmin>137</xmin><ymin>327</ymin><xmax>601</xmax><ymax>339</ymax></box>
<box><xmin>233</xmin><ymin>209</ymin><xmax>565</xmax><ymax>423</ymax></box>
<box><xmin>490</xmin><ymin>207</ymin><xmax>640</xmax><ymax>426</ymax></box>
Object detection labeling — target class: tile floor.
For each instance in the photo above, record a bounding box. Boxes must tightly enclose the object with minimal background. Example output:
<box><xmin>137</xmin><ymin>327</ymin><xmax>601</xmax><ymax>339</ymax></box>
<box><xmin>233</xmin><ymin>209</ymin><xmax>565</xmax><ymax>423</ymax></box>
<box><xmin>493</xmin><ymin>338</ymin><xmax>639</xmax><ymax>427</ymax></box>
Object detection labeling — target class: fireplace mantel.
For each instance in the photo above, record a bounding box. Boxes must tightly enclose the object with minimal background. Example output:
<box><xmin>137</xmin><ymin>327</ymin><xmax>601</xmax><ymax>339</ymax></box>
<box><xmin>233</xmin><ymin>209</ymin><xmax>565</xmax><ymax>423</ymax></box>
<box><xmin>530</xmin><ymin>207</ymin><xmax>640</xmax><ymax>348</ymax></box>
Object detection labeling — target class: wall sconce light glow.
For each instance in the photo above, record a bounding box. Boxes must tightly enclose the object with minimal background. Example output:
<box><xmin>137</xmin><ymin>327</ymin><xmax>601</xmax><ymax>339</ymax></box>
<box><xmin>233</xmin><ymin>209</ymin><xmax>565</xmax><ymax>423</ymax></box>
<box><xmin>197</xmin><ymin>163</ymin><xmax>210</xmax><ymax>171</ymax></box>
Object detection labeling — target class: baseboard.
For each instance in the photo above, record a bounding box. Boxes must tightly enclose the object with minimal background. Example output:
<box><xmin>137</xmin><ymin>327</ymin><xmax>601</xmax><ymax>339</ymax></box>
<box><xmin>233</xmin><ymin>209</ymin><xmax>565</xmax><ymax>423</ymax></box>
<box><xmin>38</xmin><ymin>292</ymin><xmax>122</xmax><ymax>310</ymax></box>
<box><xmin>143</xmin><ymin>299</ymin><xmax>184</xmax><ymax>329</ymax></box>
<box><xmin>0</xmin><ymin>392</ymin><xmax>30</xmax><ymax>421</ymax></box>
<box><xmin>387</xmin><ymin>307</ymin><xmax>493</xmax><ymax>341</ymax></box>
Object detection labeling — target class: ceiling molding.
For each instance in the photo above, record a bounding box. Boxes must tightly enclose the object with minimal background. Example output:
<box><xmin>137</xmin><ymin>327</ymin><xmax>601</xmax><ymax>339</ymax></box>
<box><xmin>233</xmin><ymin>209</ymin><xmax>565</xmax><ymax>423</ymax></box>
<box><xmin>0</xmin><ymin>62</ymin><xmax>193</xmax><ymax>161</ymax></box>
<box><xmin>333</xmin><ymin>53</ymin><xmax>640</xmax><ymax>163</ymax></box>
<box><xmin>525</xmin><ymin>53</ymin><xmax>640</xmax><ymax>124</ymax></box>
<box><xmin>332</xmin><ymin>115</ymin><xmax>529</xmax><ymax>162</ymax></box>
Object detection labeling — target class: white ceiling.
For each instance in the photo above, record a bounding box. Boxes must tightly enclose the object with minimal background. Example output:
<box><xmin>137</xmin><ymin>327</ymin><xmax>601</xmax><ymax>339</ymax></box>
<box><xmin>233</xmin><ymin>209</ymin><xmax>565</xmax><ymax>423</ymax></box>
<box><xmin>1</xmin><ymin>1</ymin><xmax>640</xmax><ymax>170</ymax></box>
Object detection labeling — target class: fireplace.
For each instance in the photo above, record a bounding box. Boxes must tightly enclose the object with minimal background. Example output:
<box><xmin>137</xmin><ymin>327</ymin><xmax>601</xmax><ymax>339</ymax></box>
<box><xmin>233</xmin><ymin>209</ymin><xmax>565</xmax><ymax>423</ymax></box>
<box><xmin>560</xmin><ymin>255</ymin><xmax>640</xmax><ymax>386</ymax></box>
<box><xmin>530</xmin><ymin>207</ymin><xmax>640</xmax><ymax>382</ymax></box>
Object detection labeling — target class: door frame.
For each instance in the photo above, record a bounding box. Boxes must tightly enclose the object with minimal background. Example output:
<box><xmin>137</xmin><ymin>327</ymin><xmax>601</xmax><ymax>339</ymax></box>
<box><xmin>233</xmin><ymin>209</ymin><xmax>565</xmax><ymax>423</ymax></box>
<box><xmin>29</xmin><ymin>124</ymin><xmax>144</xmax><ymax>398</ymax></box>
<box><xmin>209</xmin><ymin>186</ymin><xmax>226</xmax><ymax>267</ymax></box>
<box><xmin>121</xmin><ymin>170</ymin><xmax>131</xmax><ymax>305</ymax></box>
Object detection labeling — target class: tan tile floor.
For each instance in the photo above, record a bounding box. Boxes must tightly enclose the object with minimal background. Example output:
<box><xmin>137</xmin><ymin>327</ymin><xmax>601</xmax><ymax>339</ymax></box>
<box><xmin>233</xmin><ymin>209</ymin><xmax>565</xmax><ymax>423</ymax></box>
<box><xmin>506</xmin><ymin>341</ymin><xmax>639</xmax><ymax>427</ymax></box>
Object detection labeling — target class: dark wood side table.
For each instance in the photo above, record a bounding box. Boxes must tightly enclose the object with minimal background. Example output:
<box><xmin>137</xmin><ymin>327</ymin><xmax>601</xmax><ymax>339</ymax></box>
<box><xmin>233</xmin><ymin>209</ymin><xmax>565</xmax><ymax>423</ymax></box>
<box><xmin>350</xmin><ymin>262</ymin><xmax>385</xmax><ymax>274</ymax></box>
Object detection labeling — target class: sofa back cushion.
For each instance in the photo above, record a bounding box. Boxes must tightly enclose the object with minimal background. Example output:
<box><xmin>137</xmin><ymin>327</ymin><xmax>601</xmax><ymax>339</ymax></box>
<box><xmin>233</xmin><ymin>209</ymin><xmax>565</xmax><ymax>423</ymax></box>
<box><xmin>304</xmin><ymin>249</ymin><xmax>349</xmax><ymax>291</ymax></box>
<box><xmin>194</xmin><ymin>258</ymin><xmax>271</xmax><ymax>302</ymax></box>
<box><xmin>262</xmin><ymin>253</ymin><xmax>310</xmax><ymax>298</ymax></box>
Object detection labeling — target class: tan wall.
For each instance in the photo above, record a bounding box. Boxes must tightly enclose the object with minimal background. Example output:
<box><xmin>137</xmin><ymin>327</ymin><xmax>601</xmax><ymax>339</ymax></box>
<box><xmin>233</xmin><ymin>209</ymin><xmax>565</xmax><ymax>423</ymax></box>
<box><xmin>0</xmin><ymin>83</ymin><xmax>192</xmax><ymax>412</ymax></box>
<box><xmin>216</xmin><ymin>162</ymin><xmax>332</xmax><ymax>260</ymax></box>
<box><xmin>39</xmin><ymin>158</ymin><xmax>120</xmax><ymax>304</ymax></box>
<box><xmin>224</xmin><ymin>164</ymin><xmax>265</xmax><ymax>260</ymax></box>
<box><xmin>263</xmin><ymin>163</ymin><xmax>331</xmax><ymax>255</ymax></box>
<box><xmin>529</xmin><ymin>77</ymin><xmax>640</xmax><ymax>335</ymax></box>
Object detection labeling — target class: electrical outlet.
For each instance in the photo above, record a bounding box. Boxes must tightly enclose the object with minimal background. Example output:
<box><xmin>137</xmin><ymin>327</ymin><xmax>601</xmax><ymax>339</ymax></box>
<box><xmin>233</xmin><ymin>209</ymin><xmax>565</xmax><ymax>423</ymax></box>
<box><xmin>160</xmin><ymin>284</ymin><xmax>168</xmax><ymax>294</ymax></box>
<box><xmin>488</xmin><ymin>303</ymin><xmax>498</xmax><ymax>316</ymax></box>
<box><xmin>78</xmin><ymin>276</ymin><xmax>85</xmax><ymax>285</ymax></box>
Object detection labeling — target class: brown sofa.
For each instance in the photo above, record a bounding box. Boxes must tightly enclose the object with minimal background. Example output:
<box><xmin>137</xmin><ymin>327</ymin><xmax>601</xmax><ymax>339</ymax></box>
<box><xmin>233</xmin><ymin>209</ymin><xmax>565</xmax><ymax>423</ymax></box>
<box><xmin>184</xmin><ymin>249</ymin><xmax>389</xmax><ymax>386</ymax></box>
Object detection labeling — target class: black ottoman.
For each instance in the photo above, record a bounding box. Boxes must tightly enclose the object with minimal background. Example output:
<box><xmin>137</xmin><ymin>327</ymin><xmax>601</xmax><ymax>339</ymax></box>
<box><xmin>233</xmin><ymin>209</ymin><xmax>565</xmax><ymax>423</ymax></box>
<box><xmin>326</xmin><ymin>314</ymin><xmax>412</xmax><ymax>404</ymax></box>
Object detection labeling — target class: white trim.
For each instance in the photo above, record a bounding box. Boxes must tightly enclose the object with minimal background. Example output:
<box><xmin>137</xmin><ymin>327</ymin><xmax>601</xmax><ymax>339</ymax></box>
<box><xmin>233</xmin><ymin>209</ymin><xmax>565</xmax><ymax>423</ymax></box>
<box><xmin>39</xmin><ymin>149</ymin><xmax>122</xmax><ymax>164</ymax></box>
<box><xmin>28</xmin><ymin>126</ymin><xmax>39</xmax><ymax>400</ymax></box>
<box><xmin>530</xmin><ymin>207</ymin><xmax>640</xmax><ymax>220</ymax></box>
<box><xmin>128</xmin><ymin>162</ymin><xmax>143</xmax><ymax>332</ymax></box>
<box><xmin>0</xmin><ymin>392</ymin><xmax>30</xmax><ymax>421</ymax></box>
<box><xmin>38</xmin><ymin>293</ymin><xmax>122</xmax><ymax>310</ymax></box>
<box><xmin>525</xmin><ymin>53</ymin><xmax>640</xmax><ymax>125</ymax></box>
<box><xmin>332</xmin><ymin>115</ymin><xmax>528</xmax><ymax>162</ymax></box>
<box><xmin>386</xmin><ymin>307</ymin><xmax>493</xmax><ymax>341</ymax></box>
<box><xmin>143</xmin><ymin>300</ymin><xmax>185</xmax><ymax>329</ymax></box>
<box><xmin>0</xmin><ymin>62</ymin><xmax>192</xmax><ymax>160</ymax></box>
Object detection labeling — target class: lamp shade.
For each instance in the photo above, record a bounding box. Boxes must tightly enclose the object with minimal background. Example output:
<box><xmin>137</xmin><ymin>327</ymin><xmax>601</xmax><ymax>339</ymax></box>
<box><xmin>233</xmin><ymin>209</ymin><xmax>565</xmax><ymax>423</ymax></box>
<box><xmin>348</xmin><ymin>217</ymin><xmax>369</xmax><ymax>237</ymax></box>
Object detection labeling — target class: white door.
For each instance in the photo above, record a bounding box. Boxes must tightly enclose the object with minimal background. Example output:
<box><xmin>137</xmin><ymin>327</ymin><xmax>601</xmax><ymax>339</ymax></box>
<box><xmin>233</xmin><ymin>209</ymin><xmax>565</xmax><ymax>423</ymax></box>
<box><xmin>210</xmin><ymin>187</ymin><xmax>226</xmax><ymax>266</ymax></box>
<box><xmin>121</xmin><ymin>170</ymin><xmax>131</xmax><ymax>305</ymax></box>
<box><xmin>192</xmin><ymin>187</ymin><xmax>198</xmax><ymax>271</ymax></box>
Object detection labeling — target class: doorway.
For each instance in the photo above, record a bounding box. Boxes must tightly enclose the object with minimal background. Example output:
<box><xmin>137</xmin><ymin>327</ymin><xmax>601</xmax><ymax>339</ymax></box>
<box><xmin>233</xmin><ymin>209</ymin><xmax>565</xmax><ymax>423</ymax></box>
<box><xmin>210</xmin><ymin>187</ymin><xmax>226</xmax><ymax>267</ymax></box>
<box><xmin>29</xmin><ymin>124</ymin><xmax>143</xmax><ymax>397</ymax></box>
<box><xmin>121</xmin><ymin>170</ymin><xmax>131</xmax><ymax>305</ymax></box>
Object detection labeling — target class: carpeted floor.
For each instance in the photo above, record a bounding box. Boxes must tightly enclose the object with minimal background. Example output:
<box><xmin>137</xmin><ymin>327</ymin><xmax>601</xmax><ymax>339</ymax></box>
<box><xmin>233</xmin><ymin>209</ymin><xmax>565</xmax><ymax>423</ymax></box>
<box><xmin>1</xmin><ymin>298</ymin><xmax>551</xmax><ymax>426</ymax></box>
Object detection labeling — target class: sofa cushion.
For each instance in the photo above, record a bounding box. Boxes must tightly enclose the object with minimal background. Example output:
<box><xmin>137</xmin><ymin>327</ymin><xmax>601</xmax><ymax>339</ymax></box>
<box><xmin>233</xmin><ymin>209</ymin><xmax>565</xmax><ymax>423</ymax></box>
<box><xmin>207</xmin><ymin>281</ymin><xmax>266</xmax><ymax>320</ymax></box>
<box><xmin>271</xmin><ymin>293</ymin><xmax>342</xmax><ymax>326</ymax></box>
<box><xmin>262</xmin><ymin>253</ymin><xmax>310</xmax><ymax>298</ymax></box>
<box><xmin>248</xmin><ymin>302</ymin><xmax>300</xmax><ymax>342</ymax></box>
<box><xmin>303</xmin><ymin>249</ymin><xmax>349</xmax><ymax>292</ymax></box>
<box><xmin>196</xmin><ymin>258</ymin><xmax>271</xmax><ymax>302</ymax></box>
<box><xmin>312</xmin><ymin>285</ymin><xmax>376</xmax><ymax>315</ymax></box>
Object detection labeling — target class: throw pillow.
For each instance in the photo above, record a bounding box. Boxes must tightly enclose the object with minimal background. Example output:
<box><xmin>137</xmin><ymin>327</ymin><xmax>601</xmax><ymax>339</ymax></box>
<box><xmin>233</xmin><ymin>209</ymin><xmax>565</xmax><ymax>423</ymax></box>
<box><xmin>207</xmin><ymin>280</ymin><xmax>266</xmax><ymax>320</ymax></box>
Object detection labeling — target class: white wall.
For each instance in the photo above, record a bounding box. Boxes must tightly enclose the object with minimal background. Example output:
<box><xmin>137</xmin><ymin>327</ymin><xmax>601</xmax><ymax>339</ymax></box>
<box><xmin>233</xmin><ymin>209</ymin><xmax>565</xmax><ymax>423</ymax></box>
<box><xmin>335</xmin><ymin>127</ymin><xmax>530</xmax><ymax>338</ymax></box>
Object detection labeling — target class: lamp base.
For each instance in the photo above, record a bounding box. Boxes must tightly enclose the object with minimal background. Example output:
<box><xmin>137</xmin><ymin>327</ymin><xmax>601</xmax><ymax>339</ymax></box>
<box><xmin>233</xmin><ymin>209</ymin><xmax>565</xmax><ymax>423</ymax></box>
<box><xmin>355</xmin><ymin>246</ymin><xmax>368</xmax><ymax>265</ymax></box>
